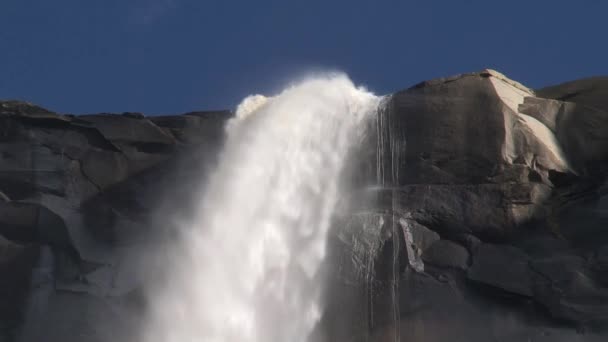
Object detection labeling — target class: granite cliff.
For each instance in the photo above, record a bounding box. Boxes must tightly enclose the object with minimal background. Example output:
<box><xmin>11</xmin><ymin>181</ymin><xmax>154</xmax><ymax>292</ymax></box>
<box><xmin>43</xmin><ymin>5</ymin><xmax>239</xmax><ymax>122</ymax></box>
<box><xmin>2</xmin><ymin>70</ymin><xmax>608</xmax><ymax>342</ymax></box>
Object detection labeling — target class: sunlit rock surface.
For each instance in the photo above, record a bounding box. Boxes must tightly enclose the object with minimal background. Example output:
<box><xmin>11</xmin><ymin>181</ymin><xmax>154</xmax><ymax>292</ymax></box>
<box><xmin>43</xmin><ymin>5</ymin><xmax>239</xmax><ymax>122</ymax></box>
<box><xmin>1</xmin><ymin>70</ymin><xmax>608</xmax><ymax>342</ymax></box>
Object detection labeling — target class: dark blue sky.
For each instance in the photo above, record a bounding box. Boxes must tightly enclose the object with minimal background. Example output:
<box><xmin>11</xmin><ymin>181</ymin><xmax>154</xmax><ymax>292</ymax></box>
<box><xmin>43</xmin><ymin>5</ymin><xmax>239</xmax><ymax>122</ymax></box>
<box><xmin>1</xmin><ymin>0</ymin><xmax>606</xmax><ymax>115</ymax></box>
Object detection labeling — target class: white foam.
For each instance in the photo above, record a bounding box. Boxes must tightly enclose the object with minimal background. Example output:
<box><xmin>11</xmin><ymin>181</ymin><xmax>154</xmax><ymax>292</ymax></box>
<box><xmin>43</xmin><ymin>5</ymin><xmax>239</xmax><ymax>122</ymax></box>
<box><xmin>141</xmin><ymin>73</ymin><xmax>379</xmax><ymax>342</ymax></box>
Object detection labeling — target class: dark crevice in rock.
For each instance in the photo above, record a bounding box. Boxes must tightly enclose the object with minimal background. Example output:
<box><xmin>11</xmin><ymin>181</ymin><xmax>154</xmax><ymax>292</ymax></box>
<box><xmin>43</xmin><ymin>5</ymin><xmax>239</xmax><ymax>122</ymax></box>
<box><xmin>74</xmin><ymin>159</ymin><xmax>103</xmax><ymax>193</ymax></box>
<box><xmin>39</xmin><ymin>142</ymin><xmax>103</xmax><ymax>192</ymax></box>
<box><xmin>0</xmin><ymin>178</ymin><xmax>64</xmax><ymax>200</ymax></box>
<box><xmin>549</xmin><ymin>169</ymin><xmax>579</xmax><ymax>187</ymax></box>
<box><xmin>529</xmin><ymin>169</ymin><xmax>543</xmax><ymax>183</ymax></box>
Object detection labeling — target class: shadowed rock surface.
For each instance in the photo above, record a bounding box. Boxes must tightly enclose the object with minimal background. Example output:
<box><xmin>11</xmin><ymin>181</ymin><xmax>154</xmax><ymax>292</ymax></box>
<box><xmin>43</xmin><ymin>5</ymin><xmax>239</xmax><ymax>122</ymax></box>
<box><xmin>0</xmin><ymin>102</ymin><xmax>230</xmax><ymax>342</ymax></box>
<box><xmin>2</xmin><ymin>70</ymin><xmax>608</xmax><ymax>341</ymax></box>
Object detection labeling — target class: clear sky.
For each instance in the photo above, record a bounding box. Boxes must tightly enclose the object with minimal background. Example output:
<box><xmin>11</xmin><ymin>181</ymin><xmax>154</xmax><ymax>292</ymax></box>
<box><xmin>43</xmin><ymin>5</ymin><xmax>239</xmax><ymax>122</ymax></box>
<box><xmin>1</xmin><ymin>0</ymin><xmax>606</xmax><ymax>115</ymax></box>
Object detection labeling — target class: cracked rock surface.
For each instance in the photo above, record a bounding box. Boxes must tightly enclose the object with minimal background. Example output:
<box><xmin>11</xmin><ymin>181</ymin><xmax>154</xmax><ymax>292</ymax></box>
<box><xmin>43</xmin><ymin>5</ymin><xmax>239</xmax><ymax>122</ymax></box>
<box><xmin>326</xmin><ymin>70</ymin><xmax>608</xmax><ymax>342</ymax></box>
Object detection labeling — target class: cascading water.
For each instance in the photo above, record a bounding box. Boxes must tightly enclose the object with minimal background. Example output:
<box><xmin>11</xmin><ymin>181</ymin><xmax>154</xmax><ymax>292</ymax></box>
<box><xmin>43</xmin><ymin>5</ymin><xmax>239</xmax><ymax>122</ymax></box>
<box><xmin>141</xmin><ymin>74</ymin><xmax>379</xmax><ymax>342</ymax></box>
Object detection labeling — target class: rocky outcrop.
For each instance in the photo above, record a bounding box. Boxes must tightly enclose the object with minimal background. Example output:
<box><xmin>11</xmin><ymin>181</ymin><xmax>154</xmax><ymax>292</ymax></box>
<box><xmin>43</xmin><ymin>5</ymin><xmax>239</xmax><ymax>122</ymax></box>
<box><xmin>1</xmin><ymin>70</ymin><xmax>608</xmax><ymax>342</ymax></box>
<box><xmin>327</xmin><ymin>70</ymin><xmax>608</xmax><ymax>341</ymax></box>
<box><xmin>537</xmin><ymin>76</ymin><xmax>608</xmax><ymax>114</ymax></box>
<box><xmin>0</xmin><ymin>101</ymin><xmax>229</xmax><ymax>342</ymax></box>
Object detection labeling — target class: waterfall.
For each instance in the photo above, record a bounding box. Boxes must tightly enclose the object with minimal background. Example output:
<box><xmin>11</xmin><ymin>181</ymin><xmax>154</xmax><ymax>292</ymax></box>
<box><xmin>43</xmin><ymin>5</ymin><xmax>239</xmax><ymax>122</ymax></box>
<box><xmin>141</xmin><ymin>73</ymin><xmax>379</xmax><ymax>342</ymax></box>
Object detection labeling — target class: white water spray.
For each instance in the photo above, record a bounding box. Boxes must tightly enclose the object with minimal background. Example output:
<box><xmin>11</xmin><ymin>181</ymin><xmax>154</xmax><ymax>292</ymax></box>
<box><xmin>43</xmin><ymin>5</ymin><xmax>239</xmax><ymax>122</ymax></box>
<box><xmin>142</xmin><ymin>74</ymin><xmax>379</xmax><ymax>342</ymax></box>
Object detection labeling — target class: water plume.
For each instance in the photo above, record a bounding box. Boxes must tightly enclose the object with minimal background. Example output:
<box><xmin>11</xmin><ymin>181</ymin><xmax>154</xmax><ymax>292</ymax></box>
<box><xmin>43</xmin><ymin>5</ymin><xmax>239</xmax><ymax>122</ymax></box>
<box><xmin>141</xmin><ymin>73</ymin><xmax>379</xmax><ymax>342</ymax></box>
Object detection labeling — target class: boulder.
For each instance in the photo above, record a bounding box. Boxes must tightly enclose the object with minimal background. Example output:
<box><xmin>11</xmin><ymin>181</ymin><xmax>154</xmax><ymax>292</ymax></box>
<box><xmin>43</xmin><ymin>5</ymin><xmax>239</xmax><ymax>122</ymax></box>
<box><xmin>421</xmin><ymin>239</ymin><xmax>470</xmax><ymax>270</ymax></box>
<box><xmin>369</xmin><ymin>70</ymin><xmax>571</xmax><ymax>242</ymax></box>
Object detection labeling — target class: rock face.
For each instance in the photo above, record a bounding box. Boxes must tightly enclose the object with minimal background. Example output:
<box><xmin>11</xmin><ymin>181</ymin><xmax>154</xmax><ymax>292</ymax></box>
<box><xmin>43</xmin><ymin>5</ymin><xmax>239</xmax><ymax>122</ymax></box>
<box><xmin>326</xmin><ymin>70</ymin><xmax>608</xmax><ymax>342</ymax></box>
<box><xmin>0</xmin><ymin>101</ymin><xmax>229</xmax><ymax>342</ymax></box>
<box><xmin>1</xmin><ymin>70</ymin><xmax>608</xmax><ymax>342</ymax></box>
